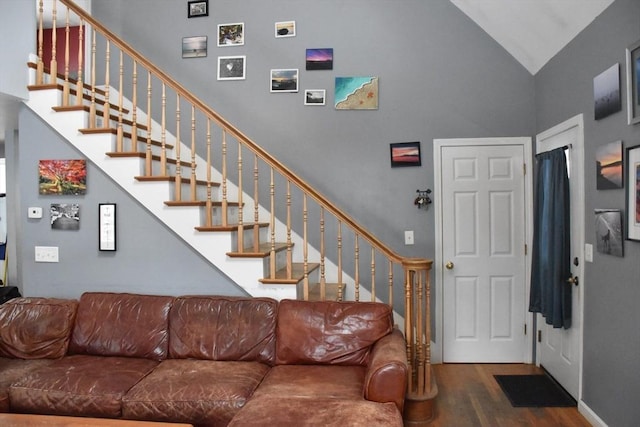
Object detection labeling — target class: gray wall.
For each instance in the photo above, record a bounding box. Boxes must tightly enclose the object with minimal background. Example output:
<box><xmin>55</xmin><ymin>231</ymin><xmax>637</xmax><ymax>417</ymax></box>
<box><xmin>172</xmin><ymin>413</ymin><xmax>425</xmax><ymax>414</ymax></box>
<box><xmin>535</xmin><ymin>0</ymin><xmax>640</xmax><ymax>425</ymax></box>
<box><xmin>0</xmin><ymin>0</ymin><xmax>33</xmax><ymax>100</ymax></box>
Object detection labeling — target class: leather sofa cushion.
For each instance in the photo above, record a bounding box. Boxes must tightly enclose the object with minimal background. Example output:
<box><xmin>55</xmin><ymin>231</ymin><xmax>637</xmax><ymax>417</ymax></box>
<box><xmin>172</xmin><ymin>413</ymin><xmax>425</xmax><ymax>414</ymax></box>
<box><xmin>276</xmin><ymin>299</ymin><xmax>393</xmax><ymax>365</ymax></box>
<box><xmin>9</xmin><ymin>354</ymin><xmax>159</xmax><ymax>419</ymax></box>
<box><xmin>123</xmin><ymin>359</ymin><xmax>270</xmax><ymax>426</ymax></box>
<box><xmin>69</xmin><ymin>292</ymin><xmax>173</xmax><ymax>360</ymax></box>
<box><xmin>169</xmin><ymin>296</ymin><xmax>277</xmax><ymax>364</ymax></box>
<box><xmin>0</xmin><ymin>358</ymin><xmax>55</xmax><ymax>412</ymax></box>
<box><xmin>229</xmin><ymin>397</ymin><xmax>403</xmax><ymax>427</ymax></box>
<box><xmin>0</xmin><ymin>297</ymin><xmax>78</xmax><ymax>359</ymax></box>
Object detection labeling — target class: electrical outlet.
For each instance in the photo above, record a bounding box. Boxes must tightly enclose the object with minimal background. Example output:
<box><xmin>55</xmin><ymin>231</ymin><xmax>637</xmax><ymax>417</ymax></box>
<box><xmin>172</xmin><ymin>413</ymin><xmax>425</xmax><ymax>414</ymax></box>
<box><xmin>404</xmin><ymin>230</ymin><xmax>414</xmax><ymax>245</ymax></box>
<box><xmin>35</xmin><ymin>246</ymin><xmax>59</xmax><ymax>263</ymax></box>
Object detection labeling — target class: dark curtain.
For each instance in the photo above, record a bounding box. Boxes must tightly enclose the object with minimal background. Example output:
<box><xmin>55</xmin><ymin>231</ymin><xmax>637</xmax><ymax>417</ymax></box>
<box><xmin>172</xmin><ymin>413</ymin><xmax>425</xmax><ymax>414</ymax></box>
<box><xmin>529</xmin><ymin>147</ymin><xmax>572</xmax><ymax>329</ymax></box>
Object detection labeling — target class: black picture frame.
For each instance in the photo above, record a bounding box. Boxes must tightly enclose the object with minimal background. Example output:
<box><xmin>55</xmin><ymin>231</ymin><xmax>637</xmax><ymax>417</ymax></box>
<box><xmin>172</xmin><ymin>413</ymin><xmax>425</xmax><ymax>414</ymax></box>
<box><xmin>187</xmin><ymin>0</ymin><xmax>208</xmax><ymax>18</ymax></box>
<box><xmin>390</xmin><ymin>142</ymin><xmax>421</xmax><ymax>167</ymax></box>
<box><xmin>626</xmin><ymin>39</ymin><xmax>640</xmax><ymax>125</ymax></box>
<box><xmin>99</xmin><ymin>203</ymin><xmax>117</xmax><ymax>251</ymax></box>
<box><xmin>625</xmin><ymin>144</ymin><xmax>640</xmax><ymax>241</ymax></box>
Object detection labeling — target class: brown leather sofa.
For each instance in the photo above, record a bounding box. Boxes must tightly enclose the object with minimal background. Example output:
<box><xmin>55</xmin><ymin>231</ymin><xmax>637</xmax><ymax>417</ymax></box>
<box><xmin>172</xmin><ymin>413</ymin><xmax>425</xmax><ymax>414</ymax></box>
<box><xmin>0</xmin><ymin>292</ymin><xmax>407</xmax><ymax>426</ymax></box>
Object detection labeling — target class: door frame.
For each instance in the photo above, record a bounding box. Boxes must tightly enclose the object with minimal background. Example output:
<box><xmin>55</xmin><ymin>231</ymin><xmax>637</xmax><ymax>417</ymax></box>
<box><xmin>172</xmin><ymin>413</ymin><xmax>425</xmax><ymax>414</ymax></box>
<box><xmin>534</xmin><ymin>114</ymin><xmax>585</xmax><ymax>400</ymax></box>
<box><xmin>432</xmin><ymin>137</ymin><xmax>534</xmax><ymax>364</ymax></box>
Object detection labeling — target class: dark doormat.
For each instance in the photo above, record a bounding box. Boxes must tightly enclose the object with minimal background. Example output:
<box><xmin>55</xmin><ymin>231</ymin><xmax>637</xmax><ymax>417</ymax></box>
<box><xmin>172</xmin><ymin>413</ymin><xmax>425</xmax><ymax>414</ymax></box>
<box><xmin>494</xmin><ymin>374</ymin><xmax>577</xmax><ymax>407</ymax></box>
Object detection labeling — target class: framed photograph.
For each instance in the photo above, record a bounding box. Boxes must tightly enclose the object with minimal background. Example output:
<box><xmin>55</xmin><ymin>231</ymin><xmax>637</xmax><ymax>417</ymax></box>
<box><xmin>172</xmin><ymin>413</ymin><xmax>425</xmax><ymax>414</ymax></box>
<box><xmin>306</xmin><ymin>48</ymin><xmax>333</xmax><ymax>70</ymax></box>
<box><xmin>390</xmin><ymin>142</ymin><xmax>421</xmax><ymax>167</ymax></box>
<box><xmin>595</xmin><ymin>209</ymin><xmax>624</xmax><ymax>257</ymax></box>
<box><xmin>50</xmin><ymin>203</ymin><xmax>80</xmax><ymax>231</ymax></box>
<box><xmin>270</xmin><ymin>69</ymin><xmax>298</xmax><ymax>93</ymax></box>
<box><xmin>596</xmin><ymin>140</ymin><xmax>623</xmax><ymax>190</ymax></box>
<box><xmin>593</xmin><ymin>63</ymin><xmax>621</xmax><ymax>120</ymax></box>
<box><xmin>99</xmin><ymin>203</ymin><xmax>117</xmax><ymax>251</ymax></box>
<box><xmin>626</xmin><ymin>39</ymin><xmax>640</xmax><ymax>125</ymax></box>
<box><xmin>187</xmin><ymin>0</ymin><xmax>208</xmax><ymax>18</ymax></box>
<box><xmin>182</xmin><ymin>36</ymin><xmax>207</xmax><ymax>59</ymax></box>
<box><xmin>304</xmin><ymin>89</ymin><xmax>326</xmax><ymax>106</ymax></box>
<box><xmin>275</xmin><ymin>21</ymin><xmax>295</xmax><ymax>38</ymax></box>
<box><xmin>38</xmin><ymin>159</ymin><xmax>87</xmax><ymax>195</ymax></box>
<box><xmin>625</xmin><ymin>144</ymin><xmax>640</xmax><ymax>241</ymax></box>
<box><xmin>217</xmin><ymin>55</ymin><xmax>246</xmax><ymax>80</ymax></box>
<box><xmin>218</xmin><ymin>23</ymin><xmax>244</xmax><ymax>47</ymax></box>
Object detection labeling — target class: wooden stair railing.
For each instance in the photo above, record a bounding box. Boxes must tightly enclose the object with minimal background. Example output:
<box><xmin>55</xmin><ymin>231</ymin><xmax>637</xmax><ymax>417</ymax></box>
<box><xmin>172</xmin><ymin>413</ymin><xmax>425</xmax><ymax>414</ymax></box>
<box><xmin>32</xmin><ymin>0</ymin><xmax>436</xmax><ymax>417</ymax></box>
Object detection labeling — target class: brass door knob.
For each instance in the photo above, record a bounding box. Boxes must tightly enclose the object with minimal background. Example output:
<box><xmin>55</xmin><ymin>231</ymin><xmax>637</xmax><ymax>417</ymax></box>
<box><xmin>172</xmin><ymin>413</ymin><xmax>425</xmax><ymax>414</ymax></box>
<box><xmin>445</xmin><ymin>261</ymin><xmax>454</xmax><ymax>270</ymax></box>
<box><xmin>567</xmin><ymin>275</ymin><xmax>579</xmax><ymax>286</ymax></box>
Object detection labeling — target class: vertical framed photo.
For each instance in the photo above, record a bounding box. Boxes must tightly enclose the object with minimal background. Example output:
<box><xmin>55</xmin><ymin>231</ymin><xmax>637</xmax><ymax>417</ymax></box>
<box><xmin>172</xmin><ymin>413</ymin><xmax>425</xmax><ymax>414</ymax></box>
<box><xmin>596</xmin><ymin>140</ymin><xmax>623</xmax><ymax>189</ymax></box>
<box><xmin>626</xmin><ymin>39</ymin><xmax>640</xmax><ymax>125</ymax></box>
<box><xmin>593</xmin><ymin>63</ymin><xmax>621</xmax><ymax>120</ymax></box>
<box><xmin>270</xmin><ymin>69</ymin><xmax>298</xmax><ymax>93</ymax></box>
<box><xmin>99</xmin><ymin>203</ymin><xmax>117</xmax><ymax>251</ymax></box>
<box><xmin>187</xmin><ymin>0</ymin><xmax>208</xmax><ymax>18</ymax></box>
<box><xmin>218</xmin><ymin>23</ymin><xmax>244</xmax><ymax>47</ymax></box>
<box><xmin>275</xmin><ymin>21</ymin><xmax>296</xmax><ymax>38</ymax></box>
<box><xmin>217</xmin><ymin>55</ymin><xmax>246</xmax><ymax>80</ymax></box>
<box><xmin>595</xmin><ymin>209</ymin><xmax>624</xmax><ymax>257</ymax></box>
<box><xmin>304</xmin><ymin>89</ymin><xmax>326</xmax><ymax>106</ymax></box>
<box><xmin>625</xmin><ymin>144</ymin><xmax>640</xmax><ymax>241</ymax></box>
<box><xmin>390</xmin><ymin>142</ymin><xmax>421</xmax><ymax>167</ymax></box>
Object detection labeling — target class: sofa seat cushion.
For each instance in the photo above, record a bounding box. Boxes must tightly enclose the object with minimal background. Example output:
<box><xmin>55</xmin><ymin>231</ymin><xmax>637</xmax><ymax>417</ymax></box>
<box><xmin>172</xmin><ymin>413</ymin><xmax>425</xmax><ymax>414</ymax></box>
<box><xmin>122</xmin><ymin>359</ymin><xmax>269</xmax><ymax>426</ymax></box>
<box><xmin>0</xmin><ymin>358</ymin><xmax>55</xmax><ymax>413</ymax></box>
<box><xmin>9</xmin><ymin>354</ymin><xmax>159</xmax><ymax>418</ymax></box>
<box><xmin>252</xmin><ymin>365</ymin><xmax>365</xmax><ymax>400</ymax></box>
<box><xmin>228</xmin><ymin>397</ymin><xmax>403</xmax><ymax>427</ymax></box>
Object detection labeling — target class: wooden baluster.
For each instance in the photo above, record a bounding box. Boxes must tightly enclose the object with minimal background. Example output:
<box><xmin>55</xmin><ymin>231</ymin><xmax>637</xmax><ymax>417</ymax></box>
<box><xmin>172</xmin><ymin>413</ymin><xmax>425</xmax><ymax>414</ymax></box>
<box><xmin>337</xmin><ymin>221</ymin><xmax>343</xmax><ymax>301</ymax></box>
<box><xmin>237</xmin><ymin>142</ymin><xmax>244</xmax><ymax>253</ymax></box>
<box><xmin>190</xmin><ymin>106</ymin><xmax>197</xmax><ymax>201</ymax></box>
<box><xmin>424</xmin><ymin>268</ymin><xmax>432</xmax><ymax>395</ymax></box>
<box><xmin>88</xmin><ymin>30</ymin><xmax>96</xmax><ymax>128</ymax></box>
<box><xmin>116</xmin><ymin>51</ymin><xmax>124</xmax><ymax>152</ymax></box>
<box><xmin>145</xmin><ymin>71</ymin><xmax>152</xmax><ymax>176</ymax></box>
<box><xmin>36</xmin><ymin>0</ymin><xmax>44</xmax><ymax>85</ymax></box>
<box><xmin>253</xmin><ymin>154</ymin><xmax>260</xmax><ymax>252</ymax></box>
<box><xmin>62</xmin><ymin>7</ymin><xmax>70</xmax><ymax>106</ymax></box>
<box><xmin>205</xmin><ymin>119</ymin><xmax>213</xmax><ymax>227</ymax></box>
<box><xmin>130</xmin><ymin>60</ymin><xmax>138</xmax><ymax>151</ymax></box>
<box><xmin>388</xmin><ymin>260</ymin><xmax>394</xmax><ymax>306</ymax></box>
<box><xmin>404</xmin><ymin>267</ymin><xmax>414</xmax><ymax>394</ymax></box>
<box><xmin>416</xmin><ymin>269</ymin><xmax>424</xmax><ymax>394</ymax></box>
<box><xmin>319</xmin><ymin>207</ymin><xmax>326</xmax><ymax>300</ymax></box>
<box><xmin>269</xmin><ymin>168</ymin><xmax>276</xmax><ymax>278</ymax></box>
<box><xmin>371</xmin><ymin>248</ymin><xmax>376</xmax><ymax>301</ymax></box>
<box><xmin>302</xmin><ymin>194</ymin><xmax>309</xmax><ymax>300</ymax></box>
<box><xmin>174</xmin><ymin>94</ymin><xmax>182</xmax><ymax>201</ymax></box>
<box><xmin>102</xmin><ymin>40</ymin><xmax>110</xmax><ymax>129</ymax></box>
<box><xmin>286</xmin><ymin>180</ymin><xmax>292</xmax><ymax>279</ymax></box>
<box><xmin>50</xmin><ymin>0</ymin><xmax>57</xmax><ymax>82</ymax></box>
<box><xmin>221</xmin><ymin>130</ymin><xmax>228</xmax><ymax>227</ymax></box>
<box><xmin>354</xmin><ymin>234</ymin><xmax>360</xmax><ymax>302</ymax></box>
<box><xmin>160</xmin><ymin>83</ymin><xmax>167</xmax><ymax>174</ymax></box>
<box><xmin>75</xmin><ymin>20</ymin><xmax>84</xmax><ymax>106</ymax></box>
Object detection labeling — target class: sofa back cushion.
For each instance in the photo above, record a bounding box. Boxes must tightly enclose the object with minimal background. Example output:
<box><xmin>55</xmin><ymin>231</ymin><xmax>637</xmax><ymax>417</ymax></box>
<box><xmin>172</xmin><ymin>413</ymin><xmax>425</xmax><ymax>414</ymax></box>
<box><xmin>276</xmin><ymin>299</ymin><xmax>393</xmax><ymax>366</ymax></box>
<box><xmin>69</xmin><ymin>292</ymin><xmax>173</xmax><ymax>360</ymax></box>
<box><xmin>0</xmin><ymin>297</ymin><xmax>78</xmax><ymax>359</ymax></box>
<box><xmin>169</xmin><ymin>296</ymin><xmax>277</xmax><ymax>364</ymax></box>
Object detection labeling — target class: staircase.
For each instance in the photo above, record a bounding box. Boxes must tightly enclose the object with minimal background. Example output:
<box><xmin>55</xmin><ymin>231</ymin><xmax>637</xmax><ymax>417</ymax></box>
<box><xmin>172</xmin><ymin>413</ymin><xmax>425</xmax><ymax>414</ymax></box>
<box><xmin>28</xmin><ymin>0</ymin><xmax>437</xmax><ymax>423</ymax></box>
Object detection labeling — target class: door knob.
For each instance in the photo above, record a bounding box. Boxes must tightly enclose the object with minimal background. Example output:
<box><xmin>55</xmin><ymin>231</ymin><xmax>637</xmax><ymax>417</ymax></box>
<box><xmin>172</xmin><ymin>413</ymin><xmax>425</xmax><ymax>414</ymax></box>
<box><xmin>445</xmin><ymin>261</ymin><xmax>454</xmax><ymax>270</ymax></box>
<box><xmin>567</xmin><ymin>275</ymin><xmax>579</xmax><ymax>286</ymax></box>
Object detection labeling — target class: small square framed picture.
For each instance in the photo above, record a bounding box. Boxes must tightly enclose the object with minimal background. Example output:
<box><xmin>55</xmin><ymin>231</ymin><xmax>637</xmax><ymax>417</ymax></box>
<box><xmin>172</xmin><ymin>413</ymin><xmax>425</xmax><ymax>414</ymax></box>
<box><xmin>304</xmin><ymin>89</ymin><xmax>326</xmax><ymax>106</ymax></box>
<box><xmin>217</xmin><ymin>55</ymin><xmax>246</xmax><ymax>80</ymax></box>
<box><xmin>187</xmin><ymin>0</ymin><xmax>208</xmax><ymax>18</ymax></box>
<box><xmin>275</xmin><ymin>21</ymin><xmax>296</xmax><ymax>38</ymax></box>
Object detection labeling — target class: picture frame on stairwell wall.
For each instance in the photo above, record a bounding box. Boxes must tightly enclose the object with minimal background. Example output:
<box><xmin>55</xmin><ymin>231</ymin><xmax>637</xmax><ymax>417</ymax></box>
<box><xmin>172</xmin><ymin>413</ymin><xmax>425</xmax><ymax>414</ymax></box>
<box><xmin>99</xmin><ymin>203</ymin><xmax>117</xmax><ymax>252</ymax></box>
<box><xmin>187</xmin><ymin>0</ymin><xmax>208</xmax><ymax>19</ymax></box>
<box><xmin>217</xmin><ymin>56</ymin><xmax>246</xmax><ymax>80</ymax></box>
<box><xmin>626</xmin><ymin>39</ymin><xmax>640</xmax><ymax>125</ymax></box>
<box><xmin>389</xmin><ymin>142</ymin><xmax>421</xmax><ymax>168</ymax></box>
<box><xmin>594</xmin><ymin>209</ymin><xmax>624</xmax><ymax>257</ymax></box>
<box><xmin>625</xmin><ymin>144</ymin><xmax>640</xmax><ymax>241</ymax></box>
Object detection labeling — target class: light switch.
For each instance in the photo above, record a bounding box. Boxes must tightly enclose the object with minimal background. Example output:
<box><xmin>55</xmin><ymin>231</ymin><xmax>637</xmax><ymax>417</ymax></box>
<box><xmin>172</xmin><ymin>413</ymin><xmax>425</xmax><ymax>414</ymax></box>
<box><xmin>585</xmin><ymin>243</ymin><xmax>593</xmax><ymax>263</ymax></box>
<box><xmin>35</xmin><ymin>246</ymin><xmax>59</xmax><ymax>263</ymax></box>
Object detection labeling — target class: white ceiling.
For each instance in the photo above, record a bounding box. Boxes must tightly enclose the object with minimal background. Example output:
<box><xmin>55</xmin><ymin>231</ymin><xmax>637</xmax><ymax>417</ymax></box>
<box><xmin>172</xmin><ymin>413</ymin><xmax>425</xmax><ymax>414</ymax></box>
<box><xmin>0</xmin><ymin>0</ymin><xmax>617</xmax><ymax>145</ymax></box>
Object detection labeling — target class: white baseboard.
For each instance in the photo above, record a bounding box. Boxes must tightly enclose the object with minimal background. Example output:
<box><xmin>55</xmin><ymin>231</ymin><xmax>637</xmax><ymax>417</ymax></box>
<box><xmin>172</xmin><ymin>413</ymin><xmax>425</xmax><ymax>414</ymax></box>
<box><xmin>578</xmin><ymin>400</ymin><xmax>607</xmax><ymax>427</ymax></box>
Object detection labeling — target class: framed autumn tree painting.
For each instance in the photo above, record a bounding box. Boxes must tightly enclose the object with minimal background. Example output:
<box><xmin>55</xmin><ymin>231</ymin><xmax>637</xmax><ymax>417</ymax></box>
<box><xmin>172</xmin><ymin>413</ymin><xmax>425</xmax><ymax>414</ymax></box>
<box><xmin>38</xmin><ymin>160</ymin><xmax>87</xmax><ymax>195</ymax></box>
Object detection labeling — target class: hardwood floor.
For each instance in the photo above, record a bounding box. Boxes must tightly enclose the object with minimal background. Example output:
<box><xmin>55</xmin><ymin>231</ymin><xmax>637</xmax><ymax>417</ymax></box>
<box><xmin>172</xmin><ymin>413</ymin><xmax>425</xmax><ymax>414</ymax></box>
<box><xmin>427</xmin><ymin>364</ymin><xmax>592</xmax><ymax>427</ymax></box>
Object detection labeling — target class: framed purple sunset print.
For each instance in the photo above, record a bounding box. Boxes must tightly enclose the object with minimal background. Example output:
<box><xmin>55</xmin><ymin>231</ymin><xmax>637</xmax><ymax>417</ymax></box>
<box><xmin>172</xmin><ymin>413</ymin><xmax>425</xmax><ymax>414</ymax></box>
<box><xmin>306</xmin><ymin>48</ymin><xmax>333</xmax><ymax>70</ymax></box>
<box><xmin>626</xmin><ymin>144</ymin><xmax>640</xmax><ymax>241</ymax></box>
<box><xmin>390</xmin><ymin>142</ymin><xmax>421</xmax><ymax>167</ymax></box>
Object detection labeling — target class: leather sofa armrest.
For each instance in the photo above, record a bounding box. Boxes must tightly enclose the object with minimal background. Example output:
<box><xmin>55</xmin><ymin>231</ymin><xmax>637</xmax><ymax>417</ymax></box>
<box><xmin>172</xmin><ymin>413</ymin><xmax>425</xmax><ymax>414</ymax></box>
<box><xmin>363</xmin><ymin>327</ymin><xmax>408</xmax><ymax>412</ymax></box>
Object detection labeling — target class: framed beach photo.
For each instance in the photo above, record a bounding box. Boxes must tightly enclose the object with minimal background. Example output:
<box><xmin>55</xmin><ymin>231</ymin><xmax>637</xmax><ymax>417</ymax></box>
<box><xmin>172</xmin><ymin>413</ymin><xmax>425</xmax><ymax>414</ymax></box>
<box><xmin>218</xmin><ymin>23</ymin><xmax>244</xmax><ymax>47</ymax></box>
<box><xmin>187</xmin><ymin>0</ymin><xmax>208</xmax><ymax>18</ymax></box>
<box><xmin>182</xmin><ymin>36</ymin><xmax>207</xmax><ymax>59</ymax></box>
<box><xmin>626</xmin><ymin>39</ymin><xmax>640</xmax><ymax>125</ymax></box>
<box><xmin>625</xmin><ymin>144</ymin><xmax>640</xmax><ymax>241</ymax></box>
<box><xmin>275</xmin><ymin>21</ymin><xmax>296</xmax><ymax>38</ymax></box>
<box><xmin>306</xmin><ymin>48</ymin><xmax>333</xmax><ymax>70</ymax></box>
<box><xmin>304</xmin><ymin>89</ymin><xmax>326</xmax><ymax>106</ymax></box>
<box><xmin>217</xmin><ymin>55</ymin><xmax>246</xmax><ymax>80</ymax></box>
<box><xmin>270</xmin><ymin>69</ymin><xmax>298</xmax><ymax>93</ymax></box>
<box><xmin>390</xmin><ymin>142</ymin><xmax>421</xmax><ymax>167</ymax></box>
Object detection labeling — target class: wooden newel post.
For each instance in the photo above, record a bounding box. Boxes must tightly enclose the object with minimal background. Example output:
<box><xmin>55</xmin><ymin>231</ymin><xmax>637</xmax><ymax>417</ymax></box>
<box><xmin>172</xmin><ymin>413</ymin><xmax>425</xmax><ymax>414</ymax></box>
<box><xmin>402</xmin><ymin>257</ymin><xmax>437</xmax><ymax>426</ymax></box>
